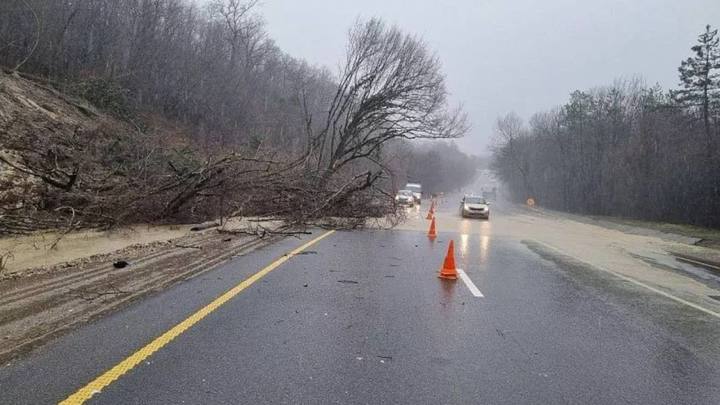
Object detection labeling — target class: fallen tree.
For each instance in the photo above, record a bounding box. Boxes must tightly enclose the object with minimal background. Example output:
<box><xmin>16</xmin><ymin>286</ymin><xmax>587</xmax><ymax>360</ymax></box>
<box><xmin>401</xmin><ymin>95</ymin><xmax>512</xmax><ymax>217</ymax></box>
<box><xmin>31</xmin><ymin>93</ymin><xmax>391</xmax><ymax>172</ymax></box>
<box><xmin>0</xmin><ymin>17</ymin><xmax>466</xmax><ymax>235</ymax></box>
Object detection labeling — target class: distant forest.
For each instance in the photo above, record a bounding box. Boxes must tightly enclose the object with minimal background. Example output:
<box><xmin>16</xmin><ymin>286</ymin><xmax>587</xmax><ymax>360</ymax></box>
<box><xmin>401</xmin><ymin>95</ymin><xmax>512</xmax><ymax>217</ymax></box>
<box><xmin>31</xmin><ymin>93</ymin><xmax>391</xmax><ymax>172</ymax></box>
<box><xmin>491</xmin><ymin>25</ymin><xmax>720</xmax><ymax>228</ymax></box>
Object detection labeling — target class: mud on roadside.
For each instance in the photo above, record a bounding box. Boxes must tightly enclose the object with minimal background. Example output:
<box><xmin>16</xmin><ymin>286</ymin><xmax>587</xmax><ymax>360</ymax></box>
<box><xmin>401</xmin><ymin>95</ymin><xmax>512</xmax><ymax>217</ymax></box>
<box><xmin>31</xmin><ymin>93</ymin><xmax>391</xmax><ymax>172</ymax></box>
<box><xmin>0</xmin><ymin>226</ymin><xmax>282</xmax><ymax>365</ymax></box>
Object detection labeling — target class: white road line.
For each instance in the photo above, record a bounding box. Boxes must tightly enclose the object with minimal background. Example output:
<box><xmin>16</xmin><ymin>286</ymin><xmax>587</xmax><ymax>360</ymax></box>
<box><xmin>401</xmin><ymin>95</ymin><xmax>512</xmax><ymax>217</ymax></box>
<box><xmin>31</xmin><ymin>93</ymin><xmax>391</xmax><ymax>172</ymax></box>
<box><xmin>457</xmin><ymin>269</ymin><xmax>484</xmax><ymax>297</ymax></box>
<box><xmin>533</xmin><ymin>240</ymin><xmax>720</xmax><ymax>320</ymax></box>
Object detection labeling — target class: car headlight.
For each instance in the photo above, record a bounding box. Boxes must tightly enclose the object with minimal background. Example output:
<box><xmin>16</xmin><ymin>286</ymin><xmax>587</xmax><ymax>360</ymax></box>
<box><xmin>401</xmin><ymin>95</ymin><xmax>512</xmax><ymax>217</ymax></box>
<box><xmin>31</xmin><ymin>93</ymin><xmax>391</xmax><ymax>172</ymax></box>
<box><xmin>463</xmin><ymin>204</ymin><xmax>469</xmax><ymax>211</ymax></box>
<box><xmin>395</xmin><ymin>196</ymin><xmax>400</xmax><ymax>201</ymax></box>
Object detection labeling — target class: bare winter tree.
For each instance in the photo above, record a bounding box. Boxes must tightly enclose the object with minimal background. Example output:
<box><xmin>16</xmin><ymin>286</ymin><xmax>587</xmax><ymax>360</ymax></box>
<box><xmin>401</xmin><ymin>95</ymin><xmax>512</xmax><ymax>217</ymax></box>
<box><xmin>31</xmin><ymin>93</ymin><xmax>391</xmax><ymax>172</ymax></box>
<box><xmin>491</xmin><ymin>113</ymin><xmax>533</xmax><ymax>200</ymax></box>
<box><xmin>305</xmin><ymin>18</ymin><xmax>468</xmax><ymax>184</ymax></box>
<box><xmin>209</xmin><ymin>0</ymin><xmax>265</xmax><ymax>70</ymax></box>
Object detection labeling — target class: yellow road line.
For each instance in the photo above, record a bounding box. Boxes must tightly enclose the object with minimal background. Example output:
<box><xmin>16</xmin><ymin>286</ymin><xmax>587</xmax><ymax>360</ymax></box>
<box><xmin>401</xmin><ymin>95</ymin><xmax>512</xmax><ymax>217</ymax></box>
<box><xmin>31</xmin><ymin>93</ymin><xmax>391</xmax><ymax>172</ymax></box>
<box><xmin>60</xmin><ymin>230</ymin><xmax>335</xmax><ymax>405</ymax></box>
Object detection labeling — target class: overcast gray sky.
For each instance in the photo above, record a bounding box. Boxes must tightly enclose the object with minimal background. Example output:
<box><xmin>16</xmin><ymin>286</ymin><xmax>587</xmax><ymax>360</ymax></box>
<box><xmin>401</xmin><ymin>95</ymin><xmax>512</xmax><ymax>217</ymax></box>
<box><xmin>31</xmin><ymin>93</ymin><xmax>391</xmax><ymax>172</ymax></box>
<box><xmin>257</xmin><ymin>0</ymin><xmax>720</xmax><ymax>153</ymax></box>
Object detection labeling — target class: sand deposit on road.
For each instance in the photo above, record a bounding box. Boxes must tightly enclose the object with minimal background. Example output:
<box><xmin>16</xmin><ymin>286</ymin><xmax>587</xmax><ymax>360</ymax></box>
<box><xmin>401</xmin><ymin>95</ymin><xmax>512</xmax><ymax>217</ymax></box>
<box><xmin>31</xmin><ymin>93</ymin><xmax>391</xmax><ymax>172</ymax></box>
<box><xmin>397</xmin><ymin>199</ymin><xmax>720</xmax><ymax>316</ymax></box>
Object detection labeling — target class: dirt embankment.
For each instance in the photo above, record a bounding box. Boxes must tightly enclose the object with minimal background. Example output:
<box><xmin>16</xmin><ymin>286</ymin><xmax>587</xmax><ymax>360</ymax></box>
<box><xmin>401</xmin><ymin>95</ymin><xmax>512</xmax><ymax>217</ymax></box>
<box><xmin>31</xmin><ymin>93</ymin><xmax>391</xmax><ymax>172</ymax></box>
<box><xmin>1</xmin><ymin>70</ymin><xmax>131</xmax><ymax>231</ymax></box>
<box><xmin>0</xmin><ymin>69</ymin><xmax>224</xmax><ymax>234</ymax></box>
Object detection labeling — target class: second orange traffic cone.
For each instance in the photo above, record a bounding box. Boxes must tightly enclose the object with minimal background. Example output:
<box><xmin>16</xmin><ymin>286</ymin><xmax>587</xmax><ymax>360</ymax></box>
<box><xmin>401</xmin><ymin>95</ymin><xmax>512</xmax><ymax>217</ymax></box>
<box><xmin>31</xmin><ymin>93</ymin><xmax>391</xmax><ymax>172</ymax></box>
<box><xmin>425</xmin><ymin>200</ymin><xmax>435</xmax><ymax>220</ymax></box>
<box><xmin>438</xmin><ymin>240</ymin><xmax>458</xmax><ymax>280</ymax></box>
<box><xmin>427</xmin><ymin>217</ymin><xmax>437</xmax><ymax>240</ymax></box>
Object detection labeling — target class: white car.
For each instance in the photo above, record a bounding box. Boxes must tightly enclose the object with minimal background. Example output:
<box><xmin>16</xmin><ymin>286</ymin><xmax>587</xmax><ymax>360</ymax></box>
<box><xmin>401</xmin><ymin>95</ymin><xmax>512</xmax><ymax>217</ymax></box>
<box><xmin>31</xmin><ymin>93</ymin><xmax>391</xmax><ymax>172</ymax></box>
<box><xmin>395</xmin><ymin>190</ymin><xmax>415</xmax><ymax>206</ymax></box>
<box><xmin>460</xmin><ymin>195</ymin><xmax>490</xmax><ymax>219</ymax></box>
<box><xmin>405</xmin><ymin>183</ymin><xmax>422</xmax><ymax>203</ymax></box>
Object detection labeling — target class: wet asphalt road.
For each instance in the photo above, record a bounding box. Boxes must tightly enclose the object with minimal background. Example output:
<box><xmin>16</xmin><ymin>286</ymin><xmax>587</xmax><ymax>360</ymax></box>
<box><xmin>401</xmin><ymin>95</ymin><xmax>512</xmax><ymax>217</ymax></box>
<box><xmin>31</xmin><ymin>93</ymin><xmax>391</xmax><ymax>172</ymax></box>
<box><xmin>1</xmin><ymin>202</ymin><xmax>720</xmax><ymax>404</ymax></box>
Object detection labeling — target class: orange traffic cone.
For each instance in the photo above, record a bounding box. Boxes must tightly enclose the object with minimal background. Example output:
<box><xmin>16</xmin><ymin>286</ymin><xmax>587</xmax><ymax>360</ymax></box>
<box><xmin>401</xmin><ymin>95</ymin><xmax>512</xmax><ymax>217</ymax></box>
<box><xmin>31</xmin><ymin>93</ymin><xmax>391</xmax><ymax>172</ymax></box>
<box><xmin>427</xmin><ymin>217</ymin><xmax>437</xmax><ymax>240</ymax></box>
<box><xmin>438</xmin><ymin>240</ymin><xmax>458</xmax><ymax>280</ymax></box>
<box><xmin>425</xmin><ymin>201</ymin><xmax>435</xmax><ymax>219</ymax></box>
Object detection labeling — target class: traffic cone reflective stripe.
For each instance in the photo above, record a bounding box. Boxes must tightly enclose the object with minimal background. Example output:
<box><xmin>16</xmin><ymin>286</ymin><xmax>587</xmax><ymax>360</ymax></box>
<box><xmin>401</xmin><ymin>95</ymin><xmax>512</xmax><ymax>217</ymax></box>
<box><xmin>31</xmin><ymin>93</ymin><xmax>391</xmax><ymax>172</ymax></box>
<box><xmin>427</xmin><ymin>217</ymin><xmax>437</xmax><ymax>240</ymax></box>
<box><xmin>438</xmin><ymin>240</ymin><xmax>458</xmax><ymax>280</ymax></box>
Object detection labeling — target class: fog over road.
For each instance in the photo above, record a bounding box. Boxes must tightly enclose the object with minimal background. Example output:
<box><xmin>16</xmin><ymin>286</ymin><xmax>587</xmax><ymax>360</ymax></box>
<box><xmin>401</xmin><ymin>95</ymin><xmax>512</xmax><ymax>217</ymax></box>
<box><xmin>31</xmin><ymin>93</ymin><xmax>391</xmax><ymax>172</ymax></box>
<box><xmin>2</xmin><ymin>199</ymin><xmax>720</xmax><ymax>404</ymax></box>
